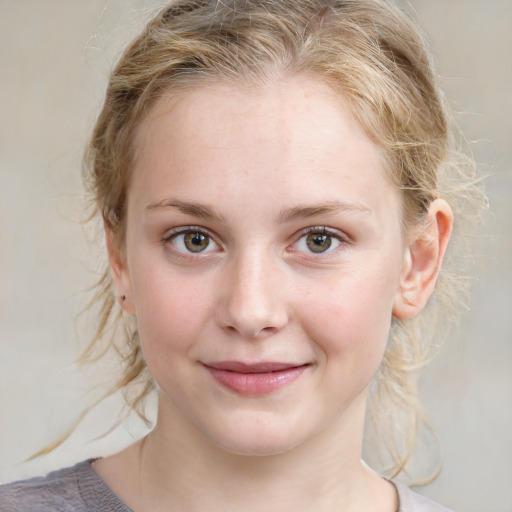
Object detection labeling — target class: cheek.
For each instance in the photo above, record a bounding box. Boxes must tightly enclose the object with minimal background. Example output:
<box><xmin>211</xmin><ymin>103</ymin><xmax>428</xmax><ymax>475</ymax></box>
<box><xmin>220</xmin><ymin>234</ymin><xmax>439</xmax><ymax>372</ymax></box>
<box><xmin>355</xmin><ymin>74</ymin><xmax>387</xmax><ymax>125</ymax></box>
<box><xmin>297</xmin><ymin>269</ymin><xmax>397</xmax><ymax>369</ymax></box>
<box><xmin>130</xmin><ymin>268</ymin><xmax>213</xmax><ymax>366</ymax></box>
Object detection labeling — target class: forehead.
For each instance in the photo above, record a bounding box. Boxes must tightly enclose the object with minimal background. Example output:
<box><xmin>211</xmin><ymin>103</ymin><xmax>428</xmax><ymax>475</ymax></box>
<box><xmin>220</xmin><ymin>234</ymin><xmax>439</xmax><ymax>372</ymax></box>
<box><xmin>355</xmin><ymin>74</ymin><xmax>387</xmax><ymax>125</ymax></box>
<box><xmin>130</xmin><ymin>75</ymin><xmax>398</xmax><ymax>222</ymax></box>
<box><xmin>135</xmin><ymin>76</ymin><xmax>386</xmax><ymax>172</ymax></box>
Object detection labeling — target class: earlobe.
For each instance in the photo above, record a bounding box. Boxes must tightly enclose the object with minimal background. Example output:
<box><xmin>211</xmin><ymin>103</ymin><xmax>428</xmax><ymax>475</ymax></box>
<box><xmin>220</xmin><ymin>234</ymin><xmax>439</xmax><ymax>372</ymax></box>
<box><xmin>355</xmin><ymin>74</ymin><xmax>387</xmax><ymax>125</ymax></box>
<box><xmin>392</xmin><ymin>199</ymin><xmax>453</xmax><ymax>319</ymax></box>
<box><xmin>104</xmin><ymin>219</ymin><xmax>136</xmax><ymax>315</ymax></box>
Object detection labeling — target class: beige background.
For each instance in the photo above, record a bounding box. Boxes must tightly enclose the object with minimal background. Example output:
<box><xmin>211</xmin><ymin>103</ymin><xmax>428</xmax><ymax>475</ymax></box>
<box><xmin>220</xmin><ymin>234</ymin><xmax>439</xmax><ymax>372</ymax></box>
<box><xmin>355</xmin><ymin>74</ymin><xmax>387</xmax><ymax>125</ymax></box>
<box><xmin>1</xmin><ymin>1</ymin><xmax>511</xmax><ymax>510</ymax></box>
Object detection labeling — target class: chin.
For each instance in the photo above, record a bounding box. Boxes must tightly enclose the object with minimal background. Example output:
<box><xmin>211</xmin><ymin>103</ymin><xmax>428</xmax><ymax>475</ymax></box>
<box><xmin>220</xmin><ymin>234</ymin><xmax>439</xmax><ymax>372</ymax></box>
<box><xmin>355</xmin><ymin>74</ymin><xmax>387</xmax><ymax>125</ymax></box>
<box><xmin>205</xmin><ymin>417</ymin><xmax>308</xmax><ymax>458</ymax></box>
<box><xmin>216</xmin><ymin>438</ymin><xmax>298</xmax><ymax>458</ymax></box>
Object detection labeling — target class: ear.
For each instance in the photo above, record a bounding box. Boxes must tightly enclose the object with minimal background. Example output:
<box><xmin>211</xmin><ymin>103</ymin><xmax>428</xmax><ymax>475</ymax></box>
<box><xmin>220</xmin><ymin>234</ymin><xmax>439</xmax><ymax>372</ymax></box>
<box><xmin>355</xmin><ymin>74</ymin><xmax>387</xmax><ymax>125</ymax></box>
<box><xmin>392</xmin><ymin>199</ymin><xmax>453</xmax><ymax>319</ymax></box>
<box><xmin>104</xmin><ymin>219</ymin><xmax>136</xmax><ymax>315</ymax></box>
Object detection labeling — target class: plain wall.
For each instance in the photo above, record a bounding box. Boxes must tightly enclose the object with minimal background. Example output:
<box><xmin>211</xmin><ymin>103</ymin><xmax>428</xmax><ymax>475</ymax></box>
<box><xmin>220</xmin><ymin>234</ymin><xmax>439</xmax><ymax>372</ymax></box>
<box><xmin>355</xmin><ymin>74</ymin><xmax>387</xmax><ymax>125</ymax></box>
<box><xmin>1</xmin><ymin>1</ymin><xmax>511</xmax><ymax>510</ymax></box>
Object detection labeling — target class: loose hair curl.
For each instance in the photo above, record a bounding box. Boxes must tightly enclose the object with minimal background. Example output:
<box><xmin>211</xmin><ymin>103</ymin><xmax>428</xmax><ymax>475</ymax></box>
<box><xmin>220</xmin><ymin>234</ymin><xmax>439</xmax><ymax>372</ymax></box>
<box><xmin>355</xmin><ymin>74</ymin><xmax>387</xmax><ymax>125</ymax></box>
<box><xmin>80</xmin><ymin>0</ymin><xmax>485</xmax><ymax>479</ymax></box>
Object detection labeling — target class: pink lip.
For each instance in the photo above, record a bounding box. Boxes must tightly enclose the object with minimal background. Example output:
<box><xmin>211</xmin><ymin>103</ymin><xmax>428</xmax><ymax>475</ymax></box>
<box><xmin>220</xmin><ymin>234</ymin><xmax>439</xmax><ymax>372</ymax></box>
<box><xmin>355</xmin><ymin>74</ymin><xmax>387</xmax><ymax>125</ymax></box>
<box><xmin>203</xmin><ymin>361</ymin><xmax>309</xmax><ymax>396</ymax></box>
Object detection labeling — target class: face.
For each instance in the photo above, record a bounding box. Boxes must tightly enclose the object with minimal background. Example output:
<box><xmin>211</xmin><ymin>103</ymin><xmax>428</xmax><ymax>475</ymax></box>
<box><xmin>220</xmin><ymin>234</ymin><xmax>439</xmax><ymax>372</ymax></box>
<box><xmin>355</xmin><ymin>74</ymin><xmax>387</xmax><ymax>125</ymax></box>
<box><xmin>113</xmin><ymin>76</ymin><xmax>409</xmax><ymax>456</ymax></box>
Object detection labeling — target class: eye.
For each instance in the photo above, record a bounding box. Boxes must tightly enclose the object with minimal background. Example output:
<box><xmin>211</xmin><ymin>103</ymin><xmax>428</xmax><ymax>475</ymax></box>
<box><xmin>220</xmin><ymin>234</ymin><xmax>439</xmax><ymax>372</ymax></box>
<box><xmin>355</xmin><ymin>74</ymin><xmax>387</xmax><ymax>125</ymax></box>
<box><xmin>293</xmin><ymin>228</ymin><xmax>344</xmax><ymax>254</ymax></box>
<box><xmin>166</xmin><ymin>228</ymin><xmax>220</xmax><ymax>254</ymax></box>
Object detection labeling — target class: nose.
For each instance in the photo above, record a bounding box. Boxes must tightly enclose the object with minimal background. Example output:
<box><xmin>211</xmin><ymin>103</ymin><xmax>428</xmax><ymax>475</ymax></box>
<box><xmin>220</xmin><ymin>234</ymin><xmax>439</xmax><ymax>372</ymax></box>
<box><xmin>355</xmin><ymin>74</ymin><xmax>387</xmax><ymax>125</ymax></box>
<box><xmin>216</xmin><ymin>250</ymin><xmax>290</xmax><ymax>339</ymax></box>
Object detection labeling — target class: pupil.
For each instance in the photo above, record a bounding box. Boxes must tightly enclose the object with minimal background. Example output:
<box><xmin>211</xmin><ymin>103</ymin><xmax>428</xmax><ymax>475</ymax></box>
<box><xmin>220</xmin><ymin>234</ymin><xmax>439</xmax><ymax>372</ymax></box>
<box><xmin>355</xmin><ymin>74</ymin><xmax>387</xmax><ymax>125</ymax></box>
<box><xmin>307</xmin><ymin>233</ymin><xmax>331</xmax><ymax>253</ymax></box>
<box><xmin>185</xmin><ymin>232</ymin><xmax>209</xmax><ymax>252</ymax></box>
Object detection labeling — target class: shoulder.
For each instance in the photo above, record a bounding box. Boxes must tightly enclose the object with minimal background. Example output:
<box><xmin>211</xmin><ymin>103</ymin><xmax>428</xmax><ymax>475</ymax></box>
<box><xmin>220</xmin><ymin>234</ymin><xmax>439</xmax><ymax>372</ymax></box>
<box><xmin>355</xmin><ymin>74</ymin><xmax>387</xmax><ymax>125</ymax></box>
<box><xmin>0</xmin><ymin>459</ymin><xmax>130</xmax><ymax>512</ymax></box>
<box><xmin>394</xmin><ymin>482</ymin><xmax>454</xmax><ymax>512</ymax></box>
<box><xmin>0</xmin><ymin>461</ymin><xmax>87</xmax><ymax>512</ymax></box>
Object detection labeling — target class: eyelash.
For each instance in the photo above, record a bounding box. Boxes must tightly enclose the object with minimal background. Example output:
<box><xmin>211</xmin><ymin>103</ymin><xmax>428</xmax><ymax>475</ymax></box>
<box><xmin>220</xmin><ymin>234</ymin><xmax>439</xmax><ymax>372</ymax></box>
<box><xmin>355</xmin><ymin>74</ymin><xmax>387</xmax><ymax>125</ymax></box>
<box><xmin>290</xmin><ymin>226</ymin><xmax>349</xmax><ymax>256</ymax></box>
<box><xmin>162</xmin><ymin>226</ymin><xmax>221</xmax><ymax>258</ymax></box>
<box><xmin>162</xmin><ymin>225</ymin><xmax>349</xmax><ymax>258</ymax></box>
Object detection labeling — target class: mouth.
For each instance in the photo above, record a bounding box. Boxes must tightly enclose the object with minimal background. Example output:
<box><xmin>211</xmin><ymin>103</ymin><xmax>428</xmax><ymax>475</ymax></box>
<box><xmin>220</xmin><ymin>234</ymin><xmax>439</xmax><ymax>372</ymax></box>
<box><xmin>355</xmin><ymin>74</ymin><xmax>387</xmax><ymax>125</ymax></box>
<box><xmin>202</xmin><ymin>361</ymin><xmax>310</xmax><ymax>396</ymax></box>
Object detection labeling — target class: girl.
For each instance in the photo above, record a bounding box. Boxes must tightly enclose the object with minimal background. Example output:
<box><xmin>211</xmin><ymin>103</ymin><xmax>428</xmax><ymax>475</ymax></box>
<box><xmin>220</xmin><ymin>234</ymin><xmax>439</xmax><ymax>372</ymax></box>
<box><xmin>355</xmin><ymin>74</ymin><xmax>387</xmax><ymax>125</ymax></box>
<box><xmin>1</xmin><ymin>0</ymin><xmax>485</xmax><ymax>510</ymax></box>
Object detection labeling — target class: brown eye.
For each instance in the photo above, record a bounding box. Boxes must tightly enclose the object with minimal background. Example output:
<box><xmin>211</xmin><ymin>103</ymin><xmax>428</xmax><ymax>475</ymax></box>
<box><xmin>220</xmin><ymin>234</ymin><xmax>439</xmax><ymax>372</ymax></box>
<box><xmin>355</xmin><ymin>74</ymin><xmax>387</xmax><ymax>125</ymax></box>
<box><xmin>306</xmin><ymin>233</ymin><xmax>332</xmax><ymax>253</ymax></box>
<box><xmin>183</xmin><ymin>232</ymin><xmax>210</xmax><ymax>252</ymax></box>
<box><xmin>169</xmin><ymin>229</ymin><xmax>219</xmax><ymax>254</ymax></box>
<box><xmin>292</xmin><ymin>228</ymin><xmax>343</xmax><ymax>255</ymax></box>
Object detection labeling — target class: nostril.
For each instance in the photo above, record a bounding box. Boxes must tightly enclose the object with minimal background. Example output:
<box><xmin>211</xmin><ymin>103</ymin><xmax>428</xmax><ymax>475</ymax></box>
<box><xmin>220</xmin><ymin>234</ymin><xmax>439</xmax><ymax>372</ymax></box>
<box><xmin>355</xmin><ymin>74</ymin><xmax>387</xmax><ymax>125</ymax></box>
<box><xmin>260</xmin><ymin>326</ymin><xmax>278</xmax><ymax>335</ymax></box>
<box><xmin>219</xmin><ymin>304</ymin><xmax>286</xmax><ymax>338</ymax></box>
<box><xmin>222</xmin><ymin>323</ymin><xmax>278</xmax><ymax>339</ymax></box>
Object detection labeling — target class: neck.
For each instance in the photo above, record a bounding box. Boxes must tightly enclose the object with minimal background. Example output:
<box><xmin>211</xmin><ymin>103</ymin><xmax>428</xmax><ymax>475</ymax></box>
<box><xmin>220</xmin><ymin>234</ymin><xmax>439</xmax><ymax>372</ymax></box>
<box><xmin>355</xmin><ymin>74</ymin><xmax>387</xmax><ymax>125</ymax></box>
<box><xmin>93</xmin><ymin>392</ymin><xmax>397</xmax><ymax>512</ymax></box>
<box><xmin>142</xmin><ymin>425</ymin><xmax>360</xmax><ymax>511</ymax></box>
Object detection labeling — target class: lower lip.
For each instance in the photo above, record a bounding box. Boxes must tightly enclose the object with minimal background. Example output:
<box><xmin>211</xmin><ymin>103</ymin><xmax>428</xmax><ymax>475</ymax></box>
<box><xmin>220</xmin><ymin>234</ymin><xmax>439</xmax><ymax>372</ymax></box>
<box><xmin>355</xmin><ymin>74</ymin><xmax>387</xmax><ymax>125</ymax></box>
<box><xmin>204</xmin><ymin>365</ymin><xmax>308</xmax><ymax>396</ymax></box>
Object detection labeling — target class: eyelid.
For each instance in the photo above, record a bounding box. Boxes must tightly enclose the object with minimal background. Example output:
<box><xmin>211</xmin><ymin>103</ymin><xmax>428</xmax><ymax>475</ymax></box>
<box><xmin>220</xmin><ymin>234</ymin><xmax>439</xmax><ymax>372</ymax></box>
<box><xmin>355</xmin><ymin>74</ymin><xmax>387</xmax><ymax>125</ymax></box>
<box><xmin>162</xmin><ymin>225</ymin><xmax>211</xmax><ymax>239</ymax></box>
<box><xmin>162</xmin><ymin>225</ymin><xmax>222</xmax><ymax>255</ymax></box>
<box><xmin>297</xmin><ymin>225</ymin><xmax>350</xmax><ymax>241</ymax></box>
<box><xmin>289</xmin><ymin>226</ymin><xmax>350</xmax><ymax>255</ymax></box>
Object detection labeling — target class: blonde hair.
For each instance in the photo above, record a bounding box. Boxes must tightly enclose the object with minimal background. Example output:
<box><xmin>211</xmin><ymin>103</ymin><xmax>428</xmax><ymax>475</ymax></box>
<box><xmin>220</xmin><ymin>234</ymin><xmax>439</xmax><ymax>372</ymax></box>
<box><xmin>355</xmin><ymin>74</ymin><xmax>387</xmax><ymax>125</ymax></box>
<box><xmin>79</xmin><ymin>0</ymin><xmax>485</xmax><ymax>479</ymax></box>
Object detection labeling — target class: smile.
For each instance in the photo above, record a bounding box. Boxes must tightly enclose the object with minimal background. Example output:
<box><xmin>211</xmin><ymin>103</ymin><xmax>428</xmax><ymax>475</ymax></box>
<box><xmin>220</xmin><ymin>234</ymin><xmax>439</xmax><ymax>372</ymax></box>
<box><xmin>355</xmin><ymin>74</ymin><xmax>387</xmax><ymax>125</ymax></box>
<box><xmin>202</xmin><ymin>361</ymin><xmax>310</xmax><ymax>396</ymax></box>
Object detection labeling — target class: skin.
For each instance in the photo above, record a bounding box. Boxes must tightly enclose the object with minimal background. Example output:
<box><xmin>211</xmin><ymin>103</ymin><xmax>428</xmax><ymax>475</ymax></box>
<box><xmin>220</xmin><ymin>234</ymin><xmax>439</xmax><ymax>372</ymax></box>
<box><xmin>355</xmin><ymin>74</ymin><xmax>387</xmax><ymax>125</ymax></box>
<box><xmin>95</xmin><ymin>75</ymin><xmax>452</xmax><ymax>512</ymax></box>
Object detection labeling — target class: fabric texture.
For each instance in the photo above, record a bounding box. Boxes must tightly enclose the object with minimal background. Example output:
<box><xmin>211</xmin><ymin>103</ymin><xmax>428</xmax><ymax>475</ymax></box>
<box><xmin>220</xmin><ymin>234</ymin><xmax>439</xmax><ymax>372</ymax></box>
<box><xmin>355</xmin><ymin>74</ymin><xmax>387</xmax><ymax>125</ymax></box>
<box><xmin>0</xmin><ymin>460</ymin><xmax>452</xmax><ymax>511</ymax></box>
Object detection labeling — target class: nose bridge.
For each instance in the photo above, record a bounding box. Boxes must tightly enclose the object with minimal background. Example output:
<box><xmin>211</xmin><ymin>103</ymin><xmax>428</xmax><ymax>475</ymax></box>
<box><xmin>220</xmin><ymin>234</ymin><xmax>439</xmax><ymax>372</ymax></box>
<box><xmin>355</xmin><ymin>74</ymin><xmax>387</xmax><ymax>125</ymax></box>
<box><xmin>219</xmin><ymin>245</ymin><xmax>288</xmax><ymax>338</ymax></box>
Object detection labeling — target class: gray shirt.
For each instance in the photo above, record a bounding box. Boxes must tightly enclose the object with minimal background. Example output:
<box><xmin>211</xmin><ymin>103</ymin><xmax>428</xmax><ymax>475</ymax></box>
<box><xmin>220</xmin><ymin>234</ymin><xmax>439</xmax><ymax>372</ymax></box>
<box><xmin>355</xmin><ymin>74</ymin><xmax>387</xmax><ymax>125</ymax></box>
<box><xmin>0</xmin><ymin>460</ymin><xmax>452</xmax><ymax>511</ymax></box>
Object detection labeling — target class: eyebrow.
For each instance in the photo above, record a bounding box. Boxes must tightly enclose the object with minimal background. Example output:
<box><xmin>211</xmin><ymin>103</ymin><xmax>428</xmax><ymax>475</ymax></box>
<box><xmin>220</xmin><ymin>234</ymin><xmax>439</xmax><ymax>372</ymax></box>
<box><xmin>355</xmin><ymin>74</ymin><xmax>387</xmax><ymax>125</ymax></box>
<box><xmin>145</xmin><ymin>198</ymin><xmax>224</xmax><ymax>222</ymax></box>
<box><xmin>145</xmin><ymin>198</ymin><xmax>371</xmax><ymax>223</ymax></box>
<box><xmin>276</xmin><ymin>201</ymin><xmax>372</xmax><ymax>223</ymax></box>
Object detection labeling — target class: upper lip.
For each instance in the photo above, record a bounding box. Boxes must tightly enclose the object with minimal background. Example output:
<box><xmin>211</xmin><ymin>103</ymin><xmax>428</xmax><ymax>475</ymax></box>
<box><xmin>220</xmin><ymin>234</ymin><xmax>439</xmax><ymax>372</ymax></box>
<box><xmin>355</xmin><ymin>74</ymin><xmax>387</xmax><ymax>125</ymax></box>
<box><xmin>203</xmin><ymin>361</ymin><xmax>307</xmax><ymax>373</ymax></box>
